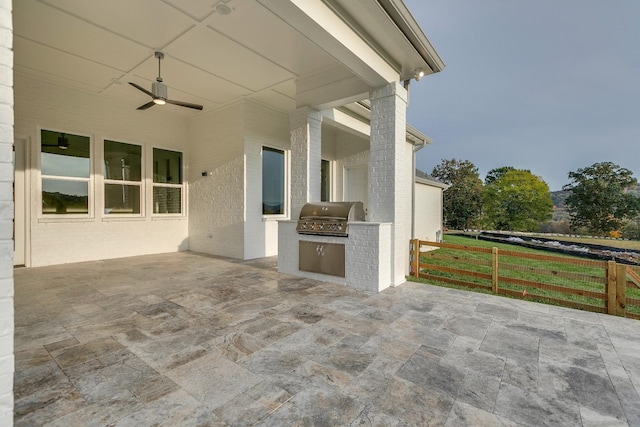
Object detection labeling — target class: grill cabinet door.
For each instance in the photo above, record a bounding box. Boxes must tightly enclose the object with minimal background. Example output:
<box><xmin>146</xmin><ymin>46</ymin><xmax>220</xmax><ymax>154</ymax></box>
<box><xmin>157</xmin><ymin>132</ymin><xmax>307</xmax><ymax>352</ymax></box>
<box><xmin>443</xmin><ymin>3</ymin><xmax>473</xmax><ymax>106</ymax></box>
<box><xmin>299</xmin><ymin>241</ymin><xmax>345</xmax><ymax>277</ymax></box>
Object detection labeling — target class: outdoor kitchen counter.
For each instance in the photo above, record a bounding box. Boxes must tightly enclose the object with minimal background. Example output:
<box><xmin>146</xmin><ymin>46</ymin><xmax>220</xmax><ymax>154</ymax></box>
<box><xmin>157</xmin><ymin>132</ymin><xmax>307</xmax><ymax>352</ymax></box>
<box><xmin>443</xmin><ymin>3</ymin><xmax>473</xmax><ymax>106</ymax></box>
<box><xmin>277</xmin><ymin>220</ymin><xmax>392</xmax><ymax>292</ymax></box>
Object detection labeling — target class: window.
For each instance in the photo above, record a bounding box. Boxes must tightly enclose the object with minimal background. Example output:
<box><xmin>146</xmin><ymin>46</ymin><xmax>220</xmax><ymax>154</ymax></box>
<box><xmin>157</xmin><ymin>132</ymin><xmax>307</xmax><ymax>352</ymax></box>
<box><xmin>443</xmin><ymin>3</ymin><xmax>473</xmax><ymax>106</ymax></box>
<box><xmin>153</xmin><ymin>148</ymin><xmax>183</xmax><ymax>214</ymax></box>
<box><xmin>104</xmin><ymin>140</ymin><xmax>142</xmax><ymax>214</ymax></box>
<box><xmin>321</xmin><ymin>159</ymin><xmax>331</xmax><ymax>202</ymax></box>
<box><xmin>262</xmin><ymin>147</ymin><xmax>285</xmax><ymax>215</ymax></box>
<box><xmin>41</xmin><ymin>129</ymin><xmax>90</xmax><ymax>215</ymax></box>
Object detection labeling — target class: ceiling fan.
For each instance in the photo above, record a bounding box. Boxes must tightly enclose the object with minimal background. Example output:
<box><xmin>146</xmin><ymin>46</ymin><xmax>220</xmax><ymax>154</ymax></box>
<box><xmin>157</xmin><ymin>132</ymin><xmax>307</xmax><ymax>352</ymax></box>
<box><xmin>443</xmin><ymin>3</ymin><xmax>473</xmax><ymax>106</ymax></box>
<box><xmin>128</xmin><ymin>52</ymin><xmax>203</xmax><ymax>111</ymax></box>
<box><xmin>42</xmin><ymin>133</ymin><xmax>69</xmax><ymax>150</ymax></box>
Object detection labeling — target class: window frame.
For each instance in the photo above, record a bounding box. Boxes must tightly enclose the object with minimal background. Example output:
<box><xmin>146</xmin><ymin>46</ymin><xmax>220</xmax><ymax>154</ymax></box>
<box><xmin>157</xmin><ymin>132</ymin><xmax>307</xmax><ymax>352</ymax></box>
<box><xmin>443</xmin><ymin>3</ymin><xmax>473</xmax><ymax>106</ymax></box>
<box><xmin>261</xmin><ymin>146</ymin><xmax>288</xmax><ymax>218</ymax></box>
<box><xmin>103</xmin><ymin>139</ymin><xmax>144</xmax><ymax>217</ymax></box>
<box><xmin>321</xmin><ymin>159</ymin><xmax>332</xmax><ymax>202</ymax></box>
<box><xmin>38</xmin><ymin>127</ymin><xmax>93</xmax><ymax>219</ymax></box>
<box><xmin>151</xmin><ymin>147</ymin><xmax>185</xmax><ymax>216</ymax></box>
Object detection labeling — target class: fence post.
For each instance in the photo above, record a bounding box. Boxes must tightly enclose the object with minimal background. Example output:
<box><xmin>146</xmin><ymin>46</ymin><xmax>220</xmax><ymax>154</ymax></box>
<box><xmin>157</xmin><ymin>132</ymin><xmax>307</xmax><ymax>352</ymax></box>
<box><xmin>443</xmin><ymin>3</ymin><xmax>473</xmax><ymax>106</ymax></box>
<box><xmin>410</xmin><ymin>239</ymin><xmax>419</xmax><ymax>278</ymax></box>
<box><xmin>492</xmin><ymin>247</ymin><xmax>499</xmax><ymax>293</ymax></box>
<box><xmin>616</xmin><ymin>263</ymin><xmax>627</xmax><ymax>317</ymax></box>
<box><xmin>606</xmin><ymin>261</ymin><xmax>617</xmax><ymax>315</ymax></box>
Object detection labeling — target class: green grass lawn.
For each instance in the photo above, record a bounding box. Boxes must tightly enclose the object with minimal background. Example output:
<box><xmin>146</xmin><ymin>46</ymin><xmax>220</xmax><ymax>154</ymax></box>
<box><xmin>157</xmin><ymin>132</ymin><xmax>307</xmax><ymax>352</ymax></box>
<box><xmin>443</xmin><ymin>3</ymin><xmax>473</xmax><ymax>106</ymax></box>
<box><xmin>409</xmin><ymin>234</ymin><xmax>640</xmax><ymax>316</ymax></box>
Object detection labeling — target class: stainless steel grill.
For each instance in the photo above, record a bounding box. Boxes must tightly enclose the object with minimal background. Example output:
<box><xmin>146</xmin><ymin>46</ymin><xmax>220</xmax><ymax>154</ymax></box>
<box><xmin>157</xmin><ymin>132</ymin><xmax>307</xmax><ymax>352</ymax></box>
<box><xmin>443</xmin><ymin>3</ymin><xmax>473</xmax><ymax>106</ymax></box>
<box><xmin>296</xmin><ymin>202</ymin><xmax>365</xmax><ymax>237</ymax></box>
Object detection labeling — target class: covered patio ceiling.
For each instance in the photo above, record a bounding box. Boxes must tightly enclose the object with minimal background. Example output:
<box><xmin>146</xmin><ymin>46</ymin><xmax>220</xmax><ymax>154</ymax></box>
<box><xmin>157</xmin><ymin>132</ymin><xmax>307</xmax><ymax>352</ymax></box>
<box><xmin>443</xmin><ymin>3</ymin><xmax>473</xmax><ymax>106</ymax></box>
<box><xmin>13</xmin><ymin>0</ymin><xmax>443</xmax><ymax>117</ymax></box>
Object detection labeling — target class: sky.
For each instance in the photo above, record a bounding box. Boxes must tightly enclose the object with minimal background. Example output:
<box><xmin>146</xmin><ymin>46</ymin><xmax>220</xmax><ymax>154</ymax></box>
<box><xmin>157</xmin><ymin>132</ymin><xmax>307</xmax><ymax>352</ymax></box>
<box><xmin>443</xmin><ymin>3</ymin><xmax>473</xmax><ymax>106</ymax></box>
<box><xmin>404</xmin><ymin>0</ymin><xmax>640</xmax><ymax>191</ymax></box>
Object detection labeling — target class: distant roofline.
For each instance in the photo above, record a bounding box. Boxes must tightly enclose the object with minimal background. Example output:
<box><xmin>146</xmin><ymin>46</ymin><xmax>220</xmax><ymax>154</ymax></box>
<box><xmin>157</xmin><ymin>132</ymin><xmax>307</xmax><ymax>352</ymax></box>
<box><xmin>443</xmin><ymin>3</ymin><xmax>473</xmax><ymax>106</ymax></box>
<box><xmin>415</xmin><ymin>170</ymin><xmax>450</xmax><ymax>188</ymax></box>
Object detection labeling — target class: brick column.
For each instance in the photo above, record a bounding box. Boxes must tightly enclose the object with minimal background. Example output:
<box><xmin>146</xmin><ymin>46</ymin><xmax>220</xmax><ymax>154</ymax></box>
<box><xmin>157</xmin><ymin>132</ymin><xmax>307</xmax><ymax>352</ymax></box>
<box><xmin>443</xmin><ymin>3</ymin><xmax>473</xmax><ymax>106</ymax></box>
<box><xmin>369</xmin><ymin>82</ymin><xmax>411</xmax><ymax>286</ymax></box>
<box><xmin>290</xmin><ymin>107</ymin><xmax>322</xmax><ymax>219</ymax></box>
<box><xmin>0</xmin><ymin>0</ymin><xmax>13</xmax><ymax>424</ymax></box>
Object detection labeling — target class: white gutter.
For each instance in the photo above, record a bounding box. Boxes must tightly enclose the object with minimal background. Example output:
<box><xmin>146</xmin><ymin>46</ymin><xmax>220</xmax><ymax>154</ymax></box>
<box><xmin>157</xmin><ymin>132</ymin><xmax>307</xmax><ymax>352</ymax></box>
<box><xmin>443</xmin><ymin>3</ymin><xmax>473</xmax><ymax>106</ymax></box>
<box><xmin>377</xmin><ymin>0</ymin><xmax>446</xmax><ymax>76</ymax></box>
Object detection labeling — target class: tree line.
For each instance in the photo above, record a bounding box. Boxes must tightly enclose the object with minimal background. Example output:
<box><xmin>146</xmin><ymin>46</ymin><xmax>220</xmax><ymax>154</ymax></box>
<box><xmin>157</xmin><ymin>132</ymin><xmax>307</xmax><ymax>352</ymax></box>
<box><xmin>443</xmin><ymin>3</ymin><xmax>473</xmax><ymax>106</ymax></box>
<box><xmin>430</xmin><ymin>159</ymin><xmax>640</xmax><ymax>239</ymax></box>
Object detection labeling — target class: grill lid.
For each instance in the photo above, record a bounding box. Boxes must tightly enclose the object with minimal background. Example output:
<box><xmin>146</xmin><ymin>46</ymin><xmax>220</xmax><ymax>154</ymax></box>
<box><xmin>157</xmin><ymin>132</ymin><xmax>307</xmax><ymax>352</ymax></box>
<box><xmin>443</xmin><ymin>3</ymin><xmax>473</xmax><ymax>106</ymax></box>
<box><xmin>298</xmin><ymin>202</ymin><xmax>365</xmax><ymax>222</ymax></box>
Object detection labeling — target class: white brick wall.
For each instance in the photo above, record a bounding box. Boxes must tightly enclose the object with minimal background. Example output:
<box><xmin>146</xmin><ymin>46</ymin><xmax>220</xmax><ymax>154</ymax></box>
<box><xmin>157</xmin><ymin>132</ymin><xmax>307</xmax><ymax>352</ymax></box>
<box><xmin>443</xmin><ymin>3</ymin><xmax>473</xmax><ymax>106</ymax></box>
<box><xmin>278</xmin><ymin>220</ymin><xmax>391</xmax><ymax>292</ymax></box>
<box><xmin>0</xmin><ymin>0</ymin><xmax>12</xmax><ymax>424</ymax></box>
<box><xmin>15</xmin><ymin>74</ymin><xmax>189</xmax><ymax>266</ymax></box>
<box><xmin>290</xmin><ymin>107</ymin><xmax>322</xmax><ymax>219</ymax></box>
<box><xmin>188</xmin><ymin>103</ymin><xmax>245</xmax><ymax>259</ymax></box>
<box><xmin>369</xmin><ymin>82</ymin><xmax>411</xmax><ymax>286</ymax></box>
<box><xmin>189</xmin><ymin>101</ymin><xmax>290</xmax><ymax>260</ymax></box>
<box><xmin>244</xmin><ymin>102</ymin><xmax>289</xmax><ymax>258</ymax></box>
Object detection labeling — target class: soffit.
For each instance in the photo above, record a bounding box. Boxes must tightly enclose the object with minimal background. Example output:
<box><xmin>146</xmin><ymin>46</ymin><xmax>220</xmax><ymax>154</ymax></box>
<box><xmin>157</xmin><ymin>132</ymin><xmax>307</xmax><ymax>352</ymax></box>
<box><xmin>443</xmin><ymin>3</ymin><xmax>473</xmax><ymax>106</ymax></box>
<box><xmin>13</xmin><ymin>0</ymin><xmax>346</xmax><ymax>117</ymax></box>
<box><xmin>325</xmin><ymin>0</ymin><xmax>444</xmax><ymax>80</ymax></box>
<box><xmin>13</xmin><ymin>0</ymin><xmax>441</xmax><ymax>118</ymax></box>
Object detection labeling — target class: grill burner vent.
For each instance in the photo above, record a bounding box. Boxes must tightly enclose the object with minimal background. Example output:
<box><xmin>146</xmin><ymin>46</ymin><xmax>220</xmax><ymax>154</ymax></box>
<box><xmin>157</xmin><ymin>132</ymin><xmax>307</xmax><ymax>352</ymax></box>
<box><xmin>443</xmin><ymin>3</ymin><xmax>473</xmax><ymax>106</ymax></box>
<box><xmin>296</xmin><ymin>202</ymin><xmax>365</xmax><ymax>237</ymax></box>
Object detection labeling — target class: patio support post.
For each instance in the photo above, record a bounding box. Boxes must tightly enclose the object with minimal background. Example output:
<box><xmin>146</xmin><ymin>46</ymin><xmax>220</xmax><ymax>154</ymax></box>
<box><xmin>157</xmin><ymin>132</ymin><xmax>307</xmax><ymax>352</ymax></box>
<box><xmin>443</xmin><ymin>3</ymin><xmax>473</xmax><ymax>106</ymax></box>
<box><xmin>616</xmin><ymin>263</ymin><xmax>627</xmax><ymax>317</ymax></box>
<box><xmin>369</xmin><ymin>81</ymin><xmax>410</xmax><ymax>286</ymax></box>
<box><xmin>290</xmin><ymin>107</ymin><xmax>322</xmax><ymax>220</ymax></box>
<box><xmin>0</xmin><ymin>0</ymin><xmax>14</xmax><ymax>423</ymax></box>
<box><xmin>607</xmin><ymin>261</ymin><xmax>617</xmax><ymax>315</ymax></box>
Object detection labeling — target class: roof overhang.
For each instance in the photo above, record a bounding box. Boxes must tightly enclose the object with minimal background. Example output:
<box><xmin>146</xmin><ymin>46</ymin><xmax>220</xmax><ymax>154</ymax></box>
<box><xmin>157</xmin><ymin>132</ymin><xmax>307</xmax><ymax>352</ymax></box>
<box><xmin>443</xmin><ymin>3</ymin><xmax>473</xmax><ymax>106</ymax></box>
<box><xmin>260</xmin><ymin>0</ymin><xmax>445</xmax><ymax>109</ymax></box>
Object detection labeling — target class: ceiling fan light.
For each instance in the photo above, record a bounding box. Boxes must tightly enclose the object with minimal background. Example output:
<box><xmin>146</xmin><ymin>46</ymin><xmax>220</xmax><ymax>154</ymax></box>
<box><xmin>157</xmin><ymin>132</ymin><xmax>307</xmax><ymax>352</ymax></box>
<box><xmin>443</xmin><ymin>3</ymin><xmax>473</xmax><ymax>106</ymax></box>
<box><xmin>57</xmin><ymin>135</ymin><xmax>69</xmax><ymax>149</ymax></box>
<box><xmin>153</xmin><ymin>98</ymin><xmax>166</xmax><ymax>105</ymax></box>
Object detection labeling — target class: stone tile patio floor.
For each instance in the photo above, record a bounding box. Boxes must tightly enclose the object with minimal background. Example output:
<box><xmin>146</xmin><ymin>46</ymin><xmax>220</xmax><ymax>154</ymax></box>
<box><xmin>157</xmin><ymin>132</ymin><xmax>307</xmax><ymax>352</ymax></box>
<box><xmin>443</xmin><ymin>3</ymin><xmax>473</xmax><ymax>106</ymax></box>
<box><xmin>13</xmin><ymin>251</ymin><xmax>640</xmax><ymax>426</ymax></box>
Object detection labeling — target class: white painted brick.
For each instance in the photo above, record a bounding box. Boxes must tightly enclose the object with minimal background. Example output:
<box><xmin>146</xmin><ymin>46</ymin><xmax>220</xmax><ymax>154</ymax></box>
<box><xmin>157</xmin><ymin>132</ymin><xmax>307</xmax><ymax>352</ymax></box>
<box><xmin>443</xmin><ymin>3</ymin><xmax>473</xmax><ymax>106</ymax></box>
<box><xmin>0</xmin><ymin>0</ymin><xmax>11</xmax><ymax>421</ymax></box>
<box><xmin>188</xmin><ymin>100</ymin><xmax>290</xmax><ymax>260</ymax></box>
<box><xmin>369</xmin><ymin>82</ymin><xmax>410</xmax><ymax>286</ymax></box>
<box><xmin>0</xmin><ymin>125</ymin><xmax>11</xmax><ymax>143</ymax></box>
<box><xmin>245</xmin><ymin>101</ymin><xmax>290</xmax><ymax>258</ymax></box>
<box><xmin>188</xmin><ymin>102</ymin><xmax>245</xmax><ymax>259</ymax></box>
<box><xmin>15</xmin><ymin>74</ymin><xmax>189</xmax><ymax>267</ymax></box>
<box><xmin>0</xmin><ymin>64</ymin><xmax>9</xmax><ymax>88</ymax></box>
<box><xmin>278</xmin><ymin>220</ymin><xmax>391</xmax><ymax>292</ymax></box>
<box><xmin>290</xmin><ymin>107</ymin><xmax>322</xmax><ymax>219</ymax></box>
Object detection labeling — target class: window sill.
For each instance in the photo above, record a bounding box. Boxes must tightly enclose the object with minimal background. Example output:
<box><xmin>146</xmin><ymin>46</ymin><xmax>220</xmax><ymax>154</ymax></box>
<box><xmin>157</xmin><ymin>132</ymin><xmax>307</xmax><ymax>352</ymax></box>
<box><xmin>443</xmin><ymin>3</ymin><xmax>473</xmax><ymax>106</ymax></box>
<box><xmin>102</xmin><ymin>216</ymin><xmax>146</xmax><ymax>222</ymax></box>
<box><xmin>262</xmin><ymin>215</ymin><xmax>289</xmax><ymax>222</ymax></box>
<box><xmin>151</xmin><ymin>215</ymin><xmax>187</xmax><ymax>221</ymax></box>
<box><xmin>38</xmin><ymin>216</ymin><xmax>95</xmax><ymax>223</ymax></box>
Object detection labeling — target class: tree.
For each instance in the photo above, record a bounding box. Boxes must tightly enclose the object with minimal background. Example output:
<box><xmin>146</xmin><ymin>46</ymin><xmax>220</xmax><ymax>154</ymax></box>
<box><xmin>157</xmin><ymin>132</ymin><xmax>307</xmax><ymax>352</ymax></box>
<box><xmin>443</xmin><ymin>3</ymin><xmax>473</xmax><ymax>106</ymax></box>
<box><xmin>431</xmin><ymin>159</ymin><xmax>483</xmax><ymax>230</ymax></box>
<box><xmin>563</xmin><ymin>162</ymin><xmax>640</xmax><ymax>235</ymax></box>
<box><xmin>482</xmin><ymin>169</ymin><xmax>553</xmax><ymax>231</ymax></box>
<box><xmin>484</xmin><ymin>166</ymin><xmax>528</xmax><ymax>186</ymax></box>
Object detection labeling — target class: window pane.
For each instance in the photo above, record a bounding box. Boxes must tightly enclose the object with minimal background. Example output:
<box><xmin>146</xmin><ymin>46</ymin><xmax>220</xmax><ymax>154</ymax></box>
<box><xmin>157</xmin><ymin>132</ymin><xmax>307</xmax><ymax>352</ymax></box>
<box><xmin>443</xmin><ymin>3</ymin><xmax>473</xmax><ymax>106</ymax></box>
<box><xmin>41</xmin><ymin>130</ymin><xmax>90</xmax><ymax>178</ymax></box>
<box><xmin>153</xmin><ymin>187</ymin><xmax>181</xmax><ymax>214</ymax></box>
<box><xmin>105</xmin><ymin>184</ymin><xmax>140</xmax><ymax>214</ymax></box>
<box><xmin>262</xmin><ymin>147</ymin><xmax>284</xmax><ymax>215</ymax></box>
<box><xmin>321</xmin><ymin>160</ymin><xmax>330</xmax><ymax>202</ymax></box>
<box><xmin>104</xmin><ymin>140</ymin><xmax>142</xmax><ymax>181</ymax></box>
<box><xmin>153</xmin><ymin>148</ymin><xmax>182</xmax><ymax>184</ymax></box>
<box><xmin>42</xmin><ymin>179</ymin><xmax>88</xmax><ymax>214</ymax></box>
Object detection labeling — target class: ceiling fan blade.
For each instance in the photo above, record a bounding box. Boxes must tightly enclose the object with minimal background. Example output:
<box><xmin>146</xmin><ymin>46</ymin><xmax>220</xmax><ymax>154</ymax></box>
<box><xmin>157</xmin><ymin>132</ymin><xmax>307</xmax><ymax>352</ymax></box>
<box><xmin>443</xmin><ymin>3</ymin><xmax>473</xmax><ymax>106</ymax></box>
<box><xmin>137</xmin><ymin>101</ymin><xmax>156</xmax><ymax>110</ymax></box>
<box><xmin>165</xmin><ymin>98</ymin><xmax>204</xmax><ymax>111</ymax></box>
<box><xmin>128</xmin><ymin>82</ymin><xmax>154</xmax><ymax>98</ymax></box>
